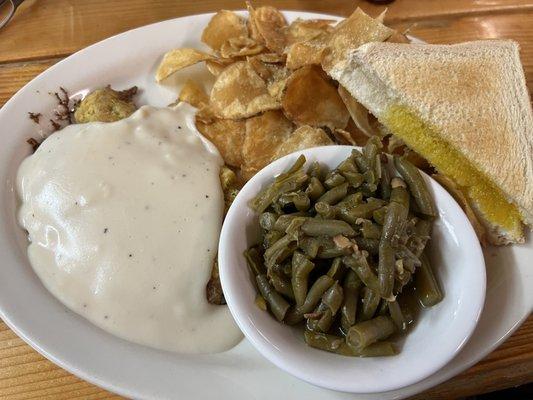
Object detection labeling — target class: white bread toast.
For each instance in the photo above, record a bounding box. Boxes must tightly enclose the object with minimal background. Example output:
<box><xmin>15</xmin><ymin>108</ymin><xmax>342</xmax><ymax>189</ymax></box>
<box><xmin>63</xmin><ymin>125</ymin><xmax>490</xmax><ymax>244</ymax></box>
<box><xmin>329</xmin><ymin>40</ymin><xmax>533</xmax><ymax>244</ymax></box>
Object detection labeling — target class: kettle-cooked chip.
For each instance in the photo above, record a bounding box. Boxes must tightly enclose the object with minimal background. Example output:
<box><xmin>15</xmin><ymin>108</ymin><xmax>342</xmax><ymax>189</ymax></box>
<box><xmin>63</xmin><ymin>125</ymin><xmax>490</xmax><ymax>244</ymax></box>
<box><xmin>322</xmin><ymin>8</ymin><xmax>393</xmax><ymax>73</ymax></box>
<box><xmin>156</xmin><ymin>49</ymin><xmax>213</xmax><ymax>82</ymax></box>
<box><xmin>248</xmin><ymin>5</ymin><xmax>288</xmax><ymax>54</ymax></box>
<box><xmin>201</xmin><ymin>10</ymin><xmax>248</xmax><ymax>51</ymax></box>
<box><xmin>205</xmin><ymin>60</ymin><xmax>228</xmax><ymax>76</ymax></box>
<box><xmin>337</xmin><ymin>85</ymin><xmax>380</xmax><ymax>137</ymax></box>
<box><xmin>220</xmin><ymin>36</ymin><xmax>265</xmax><ymax>58</ymax></box>
<box><xmin>273</xmin><ymin>125</ymin><xmax>333</xmax><ymax>160</ymax></box>
<box><xmin>196</xmin><ymin>118</ymin><xmax>246</xmax><ymax>167</ymax></box>
<box><xmin>210</xmin><ymin>61</ymin><xmax>280</xmax><ymax>119</ymax></box>
<box><xmin>331</xmin><ymin>128</ymin><xmax>357</xmax><ymax>146</ymax></box>
<box><xmin>282</xmin><ymin>65</ymin><xmax>349</xmax><ymax>130</ymax></box>
<box><xmin>286</xmin><ymin>33</ymin><xmax>329</xmax><ymax>70</ymax></box>
<box><xmin>178</xmin><ymin>79</ymin><xmax>209</xmax><ymax>109</ymax></box>
<box><xmin>285</xmin><ymin>18</ymin><xmax>335</xmax><ymax>45</ymax></box>
<box><xmin>242</xmin><ymin>110</ymin><xmax>294</xmax><ymax>180</ymax></box>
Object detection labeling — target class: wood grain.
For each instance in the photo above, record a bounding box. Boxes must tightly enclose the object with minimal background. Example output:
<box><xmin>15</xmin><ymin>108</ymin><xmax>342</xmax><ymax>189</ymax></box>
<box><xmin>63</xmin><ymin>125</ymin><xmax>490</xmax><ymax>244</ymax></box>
<box><xmin>1</xmin><ymin>0</ymin><xmax>532</xmax><ymax>64</ymax></box>
<box><xmin>0</xmin><ymin>1</ymin><xmax>532</xmax><ymax>399</ymax></box>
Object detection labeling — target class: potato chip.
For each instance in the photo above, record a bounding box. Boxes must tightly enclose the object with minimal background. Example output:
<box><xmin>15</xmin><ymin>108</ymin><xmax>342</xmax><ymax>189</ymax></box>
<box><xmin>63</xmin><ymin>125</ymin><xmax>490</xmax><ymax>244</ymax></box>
<box><xmin>331</xmin><ymin>128</ymin><xmax>357</xmax><ymax>146</ymax></box>
<box><xmin>322</xmin><ymin>8</ymin><xmax>394</xmax><ymax>73</ymax></box>
<box><xmin>376</xmin><ymin>9</ymin><xmax>387</xmax><ymax>24</ymax></box>
<box><xmin>196</xmin><ymin>118</ymin><xmax>246</xmax><ymax>167</ymax></box>
<box><xmin>156</xmin><ymin>49</ymin><xmax>213</xmax><ymax>82</ymax></box>
<box><xmin>285</xmin><ymin>18</ymin><xmax>335</xmax><ymax>45</ymax></box>
<box><xmin>337</xmin><ymin>85</ymin><xmax>381</xmax><ymax>137</ymax></box>
<box><xmin>286</xmin><ymin>33</ymin><xmax>329</xmax><ymax>70</ymax></box>
<box><xmin>210</xmin><ymin>61</ymin><xmax>280</xmax><ymax>119</ymax></box>
<box><xmin>246</xmin><ymin>57</ymin><xmax>289</xmax><ymax>101</ymax></box>
<box><xmin>246</xmin><ymin>2</ymin><xmax>264</xmax><ymax>44</ymax></box>
<box><xmin>387</xmin><ymin>30</ymin><xmax>411</xmax><ymax>44</ymax></box>
<box><xmin>282</xmin><ymin>65</ymin><xmax>349</xmax><ymax>130</ymax></box>
<box><xmin>242</xmin><ymin>110</ymin><xmax>294</xmax><ymax>180</ymax></box>
<box><xmin>201</xmin><ymin>10</ymin><xmax>248</xmax><ymax>51</ymax></box>
<box><xmin>205</xmin><ymin>60</ymin><xmax>227</xmax><ymax>76</ymax></box>
<box><xmin>343</xmin><ymin>119</ymin><xmax>372</xmax><ymax>147</ymax></box>
<box><xmin>248</xmin><ymin>5</ymin><xmax>288</xmax><ymax>54</ymax></box>
<box><xmin>178</xmin><ymin>79</ymin><xmax>209</xmax><ymax>109</ymax></box>
<box><xmin>220</xmin><ymin>36</ymin><xmax>265</xmax><ymax>58</ymax></box>
<box><xmin>255</xmin><ymin>52</ymin><xmax>286</xmax><ymax>63</ymax></box>
<box><xmin>274</xmin><ymin>125</ymin><xmax>333</xmax><ymax>160</ymax></box>
<box><xmin>195</xmin><ymin>105</ymin><xmax>217</xmax><ymax>124</ymax></box>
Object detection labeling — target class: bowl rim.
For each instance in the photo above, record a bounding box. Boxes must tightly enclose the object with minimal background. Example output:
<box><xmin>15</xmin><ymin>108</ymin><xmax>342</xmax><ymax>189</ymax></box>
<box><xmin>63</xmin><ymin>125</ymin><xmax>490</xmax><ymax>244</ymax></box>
<box><xmin>218</xmin><ymin>145</ymin><xmax>486</xmax><ymax>393</ymax></box>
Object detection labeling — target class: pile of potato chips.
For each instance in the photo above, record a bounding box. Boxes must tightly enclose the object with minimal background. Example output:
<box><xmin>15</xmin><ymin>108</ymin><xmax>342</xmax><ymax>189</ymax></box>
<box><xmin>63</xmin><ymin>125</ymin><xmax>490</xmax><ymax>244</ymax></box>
<box><xmin>156</xmin><ymin>3</ymin><xmax>409</xmax><ymax>181</ymax></box>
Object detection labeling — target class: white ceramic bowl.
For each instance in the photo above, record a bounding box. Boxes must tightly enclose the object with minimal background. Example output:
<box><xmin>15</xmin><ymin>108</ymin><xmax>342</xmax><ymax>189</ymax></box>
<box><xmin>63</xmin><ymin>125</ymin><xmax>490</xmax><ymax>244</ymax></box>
<box><xmin>219</xmin><ymin>146</ymin><xmax>486</xmax><ymax>394</ymax></box>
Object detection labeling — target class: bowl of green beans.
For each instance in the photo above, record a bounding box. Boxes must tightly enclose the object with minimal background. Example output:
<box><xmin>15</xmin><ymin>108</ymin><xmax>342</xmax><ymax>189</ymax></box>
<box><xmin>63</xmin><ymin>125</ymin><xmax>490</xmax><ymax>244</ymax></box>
<box><xmin>218</xmin><ymin>143</ymin><xmax>485</xmax><ymax>393</ymax></box>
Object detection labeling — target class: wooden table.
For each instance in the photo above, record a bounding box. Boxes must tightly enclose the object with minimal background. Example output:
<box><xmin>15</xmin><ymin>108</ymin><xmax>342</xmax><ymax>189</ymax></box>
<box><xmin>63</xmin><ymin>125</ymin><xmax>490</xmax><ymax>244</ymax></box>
<box><xmin>1</xmin><ymin>1</ymin><xmax>532</xmax><ymax>398</ymax></box>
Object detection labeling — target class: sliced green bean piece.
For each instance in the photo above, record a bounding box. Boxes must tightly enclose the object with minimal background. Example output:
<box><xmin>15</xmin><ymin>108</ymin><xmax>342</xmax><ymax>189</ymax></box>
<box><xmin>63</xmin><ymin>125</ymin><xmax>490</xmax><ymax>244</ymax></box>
<box><xmin>263</xmin><ymin>230</ymin><xmax>283</xmax><ymax>249</ymax></box>
<box><xmin>278</xmin><ymin>192</ymin><xmax>311</xmax><ymax>212</ymax></box>
<box><xmin>388</xmin><ymin>300</ymin><xmax>408</xmax><ymax>332</ymax></box>
<box><xmin>360</xmin><ymin>287</ymin><xmax>381</xmax><ymax>321</ymax></box>
<box><xmin>355</xmin><ymin>237</ymin><xmax>379</xmax><ymax>255</ymax></box>
<box><xmin>255</xmin><ymin>294</ymin><xmax>267</xmax><ymax>311</ymax></box>
<box><xmin>316</xmin><ymin>182</ymin><xmax>348</xmax><ymax>205</ymax></box>
<box><xmin>337</xmin><ymin>192</ymin><xmax>363</xmax><ymax>208</ymax></box>
<box><xmin>372</xmin><ymin>206</ymin><xmax>388</xmax><ymax>225</ymax></box>
<box><xmin>358</xmin><ymin>219</ymin><xmax>382</xmax><ymax>239</ymax></box>
<box><xmin>244</xmin><ymin>247</ymin><xmax>265</xmax><ymax>276</ymax></box>
<box><xmin>337</xmin><ymin>157</ymin><xmax>358</xmax><ymax>174</ymax></box>
<box><xmin>342</xmin><ymin>253</ymin><xmax>380</xmax><ymax>293</ymax></box>
<box><xmin>394</xmin><ymin>156</ymin><xmax>436</xmax><ymax>217</ymax></box>
<box><xmin>259</xmin><ymin>212</ymin><xmax>278</xmax><ymax>231</ymax></box>
<box><xmin>341</xmin><ymin>270</ymin><xmax>361</xmax><ymax>332</ymax></box>
<box><xmin>317</xmin><ymin>237</ymin><xmax>352</xmax><ymax>259</ymax></box>
<box><xmin>346</xmin><ymin>315</ymin><xmax>396</xmax><ymax>350</ymax></box>
<box><xmin>269</xmin><ymin>271</ymin><xmax>295</xmax><ymax>300</ymax></box>
<box><xmin>272</xmin><ymin>213</ymin><xmax>308</xmax><ymax>232</ymax></box>
<box><xmin>304</xmin><ymin>330</ymin><xmax>397</xmax><ymax>357</ymax></box>
<box><xmin>337</xmin><ymin>202</ymin><xmax>382</xmax><ymax>223</ymax></box>
<box><xmin>298</xmin><ymin>236</ymin><xmax>320</xmax><ymax>258</ymax></box>
<box><xmin>301</xmin><ymin>218</ymin><xmax>355</xmax><ymax>237</ymax></box>
<box><xmin>264</xmin><ymin>234</ymin><xmax>295</xmax><ymax>267</ymax></box>
<box><xmin>307</xmin><ymin>161</ymin><xmax>321</xmax><ymax>178</ymax></box>
<box><xmin>292</xmin><ymin>251</ymin><xmax>315</xmax><ymax>307</ymax></box>
<box><xmin>256</xmin><ymin>274</ymin><xmax>290</xmax><ymax>321</ymax></box>
<box><xmin>315</xmin><ymin>202</ymin><xmax>337</xmax><ymax>219</ymax></box>
<box><xmin>305</xmin><ymin>176</ymin><xmax>325</xmax><ymax>201</ymax></box>
<box><xmin>327</xmin><ymin>257</ymin><xmax>346</xmax><ymax>281</ymax></box>
<box><xmin>324</xmin><ymin>171</ymin><xmax>346</xmax><ymax>188</ymax></box>
<box><xmin>298</xmin><ymin>275</ymin><xmax>335</xmax><ymax>314</ymax></box>
<box><xmin>342</xmin><ymin>171</ymin><xmax>364</xmax><ymax>188</ymax></box>
<box><xmin>415</xmin><ymin>252</ymin><xmax>443</xmax><ymax>307</ymax></box>
<box><xmin>377</xmin><ymin>299</ymin><xmax>389</xmax><ymax>316</ymax></box>
<box><xmin>306</xmin><ymin>282</ymin><xmax>343</xmax><ymax>333</ymax></box>
<box><xmin>285</xmin><ymin>217</ymin><xmax>307</xmax><ymax>240</ymax></box>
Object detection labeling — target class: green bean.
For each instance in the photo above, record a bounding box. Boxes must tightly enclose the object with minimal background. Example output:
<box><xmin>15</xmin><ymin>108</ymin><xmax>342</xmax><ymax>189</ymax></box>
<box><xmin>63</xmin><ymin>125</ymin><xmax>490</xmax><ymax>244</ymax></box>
<box><xmin>272</xmin><ymin>213</ymin><xmax>308</xmax><ymax>232</ymax></box>
<box><xmin>363</xmin><ymin>137</ymin><xmax>382</xmax><ymax>182</ymax></box>
<box><xmin>306</xmin><ymin>282</ymin><xmax>343</xmax><ymax>333</ymax></box>
<box><xmin>314</xmin><ymin>202</ymin><xmax>336</xmax><ymax>219</ymax></box>
<box><xmin>305</xmin><ymin>177</ymin><xmax>325</xmax><ymax>200</ymax></box>
<box><xmin>394</xmin><ymin>156</ymin><xmax>436</xmax><ymax>217</ymax></box>
<box><xmin>388</xmin><ymin>300</ymin><xmax>408</xmax><ymax>332</ymax></box>
<box><xmin>284</xmin><ymin>307</ymin><xmax>304</xmax><ymax>325</ymax></box>
<box><xmin>304</xmin><ymin>330</ymin><xmax>397</xmax><ymax>357</ymax></box>
<box><xmin>299</xmin><ymin>275</ymin><xmax>335</xmax><ymax>314</ymax></box>
<box><xmin>355</xmin><ymin>237</ymin><xmax>379</xmax><ymax>255</ymax></box>
<box><xmin>377</xmin><ymin>299</ymin><xmax>389</xmax><ymax>316</ymax></box>
<box><xmin>415</xmin><ymin>252</ymin><xmax>443</xmax><ymax>307</ymax></box>
<box><xmin>263</xmin><ymin>230</ymin><xmax>283</xmax><ymax>249</ymax></box>
<box><xmin>292</xmin><ymin>251</ymin><xmax>315</xmax><ymax>307</ymax></box>
<box><xmin>279</xmin><ymin>191</ymin><xmax>311</xmax><ymax>211</ymax></box>
<box><xmin>285</xmin><ymin>216</ymin><xmax>307</xmax><ymax>240</ymax></box>
<box><xmin>256</xmin><ymin>274</ymin><xmax>290</xmax><ymax>321</ymax></box>
<box><xmin>324</xmin><ymin>171</ymin><xmax>346</xmax><ymax>188</ymax></box>
<box><xmin>337</xmin><ymin>192</ymin><xmax>363</xmax><ymax>208</ymax></box>
<box><xmin>307</xmin><ymin>161</ymin><xmax>321</xmax><ymax>178</ymax></box>
<box><xmin>298</xmin><ymin>236</ymin><xmax>320</xmax><ymax>258</ymax></box>
<box><xmin>346</xmin><ymin>316</ymin><xmax>395</xmax><ymax>350</ymax></box>
<box><xmin>259</xmin><ymin>212</ymin><xmax>277</xmax><ymax>231</ymax></box>
<box><xmin>244</xmin><ymin>247</ymin><xmax>265</xmax><ymax>276</ymax></box>
<box><xmin>337</xmin><ymin>202</ymin><xmax>383</xmax><ymax>223</ymax></box>
<box><xmin>316</xmin><ymin>182</ymin><xmax>348</xmax><ymax>205</ymax></box>
<box><xmin>337</xmin><ymin>157</ymin><xmax>358</xmax><ymax>174</ymax></box>
<box><xmin>341</xmin><ymin>270</ymin><xmax>361</xmax><ymax>332</ymax></box>
<box><xmin>327</xmin><ymin>257</ymin><xmax>346</xmax><ymax>281</ymax></box>
<box><xmin>269</xmin><ymin>271</ymin><xmax>295</xmax><ymax>300</ymax></box>
<box><xmin>264</xmin><ymin>234</ymin><xmax>295</xmax><ymax>267</ymax></box>
<box><xmin>352</xmin><ymin>150</ymin><xmax>370</xmax><ymax>174</ymax></box>
<box><xmin>372</xmin><ymin>206</ymin><xmax>388</xmax><ymax>225</ymax></box>
<box><xmin>342</xmin><ymin>171</ymin><xmax>364</xmax><ymax>188</ymax></box>
<box><xmin>342</xmin><ymin>253</ymin><xmax>380</xmax><ymax>293</ymax></box>
<box><xmin>255</xmin><ymin>294</ymin><xmax>267</xmax><ymax>311</ymax></box>
<box><xmin>358</xmin><ymin>219</ymin><xmax>382</xmax><ymax>239</ymax></box>
<box><xmin>360</xmin><ymin>287</ymin><xmax>381</xmax><ymax>321</ymax></box>
<box><xmin>317</xmin><ymin>238</ymin><xmax>352</xmax><ymax>259</ymax></box>
<box><xmin>380</xmin><ymin>160</ymin><xmax>392</xmax><ymax>200</ymax></box>
<box><xmin>408</xmin><ymin>218</ymin><xmax>432</xmax><ymax>257</ymax></box>
<box><xmin>301</xmin><ymin>218</ymin><xmax>355</xmax><ymax>237</ymax></box>
<box><xmin>361</xmin><ymin>182</ymin><xmax>378</xmax><ymax>196</ymax></box>
<box><xmin>250</xmin><ymin>156</ymin><xmax>308</xmax><ymax>213</ymax></box>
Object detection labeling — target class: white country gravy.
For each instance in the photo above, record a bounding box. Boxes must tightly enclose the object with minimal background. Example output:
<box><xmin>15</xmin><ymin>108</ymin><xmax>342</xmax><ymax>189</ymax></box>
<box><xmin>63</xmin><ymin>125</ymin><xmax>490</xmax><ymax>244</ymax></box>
<box><xmin>16</xmin><ymin>103</ymin><xmax>242</xmax><ymax>353</ymax></box>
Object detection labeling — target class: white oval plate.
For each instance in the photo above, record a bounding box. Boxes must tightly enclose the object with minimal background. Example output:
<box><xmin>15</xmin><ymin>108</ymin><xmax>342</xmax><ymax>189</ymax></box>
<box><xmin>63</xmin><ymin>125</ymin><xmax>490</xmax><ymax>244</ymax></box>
<box><xmin>0</xmin><ymin>11</ymin><xmax>531</xmax><ymax>400</ymax></box>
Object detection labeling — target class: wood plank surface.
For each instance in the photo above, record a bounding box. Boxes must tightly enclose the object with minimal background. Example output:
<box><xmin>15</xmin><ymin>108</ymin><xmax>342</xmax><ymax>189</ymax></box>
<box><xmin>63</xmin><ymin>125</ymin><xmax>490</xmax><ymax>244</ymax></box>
<box><xmin>0</xmin><ymin>1</ymin><xmax>532</xmax><ymax>399</ymax></box>
<box><xmin>1</xmin><ymin>0</ymin><xmax>532</xmax><ymax>64</ymax></box>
